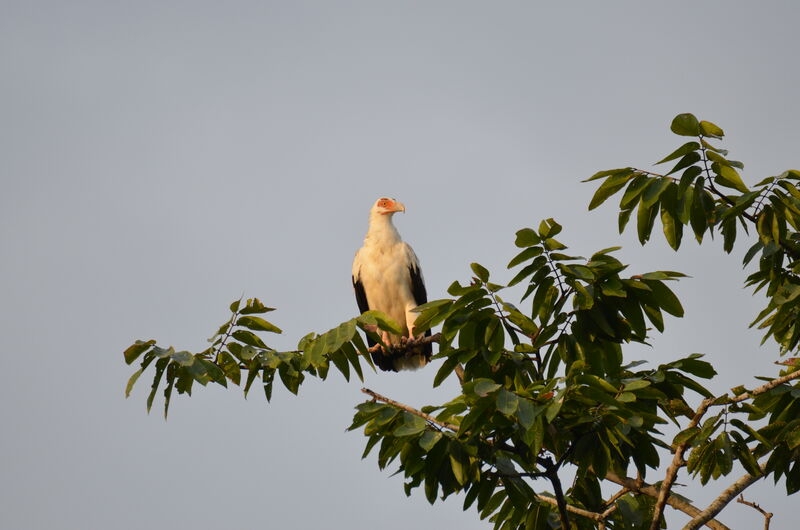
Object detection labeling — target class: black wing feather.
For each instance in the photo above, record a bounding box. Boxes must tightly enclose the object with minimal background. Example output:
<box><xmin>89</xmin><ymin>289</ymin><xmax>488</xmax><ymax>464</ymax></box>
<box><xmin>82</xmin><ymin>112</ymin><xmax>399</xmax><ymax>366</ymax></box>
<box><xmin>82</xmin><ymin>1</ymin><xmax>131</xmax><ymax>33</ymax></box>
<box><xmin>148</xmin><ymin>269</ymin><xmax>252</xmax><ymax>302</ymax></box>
<box><xmin>409</xmin><ymin>264</ymin><xmax>428</xmax><ymax>307</ymax></box>
<box><xmin>408</xmin><ymin>263</ymin><xmax>433</xmax><ymax>360</ymax></box>
<box><xmin>352</xmin><ymin>274</ymin><xmax>377</xmax><ymax>349</ymax></box>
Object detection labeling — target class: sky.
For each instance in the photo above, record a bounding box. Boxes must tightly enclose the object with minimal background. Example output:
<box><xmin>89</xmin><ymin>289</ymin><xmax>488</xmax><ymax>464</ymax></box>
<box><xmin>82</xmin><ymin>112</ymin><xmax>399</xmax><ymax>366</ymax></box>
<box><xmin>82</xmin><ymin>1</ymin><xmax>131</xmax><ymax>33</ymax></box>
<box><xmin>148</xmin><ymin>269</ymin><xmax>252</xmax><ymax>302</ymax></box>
<box><xmin>2</xmin><ymin>2</ymin><xmax>799</xmax><ymax>529</ymax></box>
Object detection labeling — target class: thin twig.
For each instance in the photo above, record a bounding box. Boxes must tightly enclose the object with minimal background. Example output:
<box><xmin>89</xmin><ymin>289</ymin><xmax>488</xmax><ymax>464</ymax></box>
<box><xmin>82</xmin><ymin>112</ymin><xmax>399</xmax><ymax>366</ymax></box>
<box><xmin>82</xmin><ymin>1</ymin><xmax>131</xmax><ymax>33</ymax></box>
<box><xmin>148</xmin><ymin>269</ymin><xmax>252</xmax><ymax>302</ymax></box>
<box><xmin>696</xmin><ymin>137</ymin><xmax>757</xmax><ymax>223</ymax></box>
<box><xmin>212</xmin><ymin>310</ymin><xmax>240</xmax><ymax>361</ymax></box>
<box><xmin>736</xmin><ymin>495</ymin><xmax>772</xmax><ymax>530</ymax></box>
<box><xmin>603</xmin><ymin>487</ymin><xmax>629</xmax><ymax>510</ymax></box>
<box><xmin>544</xmin><ymin>248</ymin><xmax>568</xmax><ymax>296</ymax></box>
<box><xmin>360</xmin><ymin>387</ymin><xmax>458</xmax><ymax>432</ymax></box>
<box><xmin>751</xmin><ymin>179</ymin><xmax>778</xmax><ymax>218</ymax></box>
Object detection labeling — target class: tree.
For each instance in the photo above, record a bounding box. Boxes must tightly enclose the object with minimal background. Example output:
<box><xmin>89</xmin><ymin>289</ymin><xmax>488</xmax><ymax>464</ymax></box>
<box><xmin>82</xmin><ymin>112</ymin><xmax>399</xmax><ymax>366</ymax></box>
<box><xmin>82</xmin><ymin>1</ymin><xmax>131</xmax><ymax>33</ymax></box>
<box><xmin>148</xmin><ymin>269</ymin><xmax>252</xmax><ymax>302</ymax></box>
<box><xmin>124</xmin><ymin>114</ymin><xmax>800</xmax><ymax>529</ymax></box>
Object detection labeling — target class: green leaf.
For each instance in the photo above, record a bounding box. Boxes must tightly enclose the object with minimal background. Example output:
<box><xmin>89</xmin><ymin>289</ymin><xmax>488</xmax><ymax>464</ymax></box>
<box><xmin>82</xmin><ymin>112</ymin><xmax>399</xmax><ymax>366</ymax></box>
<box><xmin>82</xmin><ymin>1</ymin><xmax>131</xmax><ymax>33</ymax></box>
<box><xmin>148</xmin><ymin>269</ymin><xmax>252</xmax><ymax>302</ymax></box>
<box><xmin>124</xmin><ymin>340</ymin><xmax>155</xmax><ymax>365</ymax></box>
<box><xmin>623</xmin><ymin>380</ymin><xmax>651</xmax><ymax>391</ymax></box>
<box><xmin>679</xmin><ymin>166</ymin><xmax>703</xmax><ymax>195</ymax></box>
<box><xmin>589</xmin><ymin>171</ymin><xmax>635</xmax><ymax>210</ymax></box>
<box><xmin>667</xmin><ymin>152</ymin><xmax>701</xmax><ymax>176</ymax></box>
<box><xmin>239</xmin><ymin>298</ymin><xmax>276</xmax><ymax>314</ymax></box>
<box><xmin>583</xmin><ymin>167</ymin><xmax>631</xmax><ymax>182</ymax></box>
<box><xmin>517</xmin><ymin>398</ymin><xmax>536</xmax><ymax>429</ymax></box>
<box><xmin>146</xmin><ymin>357</ymin><xmax>169</xmax><ymax>413</ymax></box>
<box><xmin>676</xmin><ymin>356</ymin><xmax>717</xmax><ymax>379</ymax></box>
<box><xmin>586</xmin><ymin>374</ymin><xmax>622</xmax><ymax>393</ymax></box>
<box><xmin>656</xmin><ymin>141</ymin><xmax>700</xmax><ymax>165</ymax></box>
<box><xmin>394</xmin><ymin>413</ymin><xmax>427</xmax><ymax>436</ymax></box>
<box><xmin>674</xmin><ymin>427</ymin><xmax>700</xmax><ymax>447</ymax></box>
<box><xmin>700</xmin><ymin>120</ymin><xmax>724</xmax><ymax>138</ymax></box>
<box><xmin>125</xmin><ymin>368</ymin><xmax>144</xmax><ymax>398</ymax></box>
<box><xmin>690</xmin><ymin>180</ymin><xmax>710</xmax><ymax>242</ymax></box>
<box><xmin>507</xmin><ymin>256</ymin><xmax>547</xmax><ymax>287</ymax></box>
<box><xmin>671</xmin><ymin>113</ymin><xmax>700</xmax><ymax>136</ymax></box>
<box><xmin>473</xmin><ymin>379</ymin><xmax>502</xmax><ymax>397</ymax></box>
<box><xmin>163</xmin><ymin>363</ymin><xmax>177</xmax><ymax>419</ymax></box>
<box><xmin>545</xmin><ymin>390</ymin><xmax>564</xmax><ymax>422</ymax></box>
<box><xmin>714</xmin><ymin>164</ymin><xmax>749</xmax><ymax>193</ymax></box>
<box><xmin>619</xmin><ymin>174</ymin><xmax>651</xmax><ymax>209</ymax></box>
<box><xmin>450</xmin><ymin>453</ymin><xmax>468</xmax><ymax>486</ymax></box>
<box><xmin>507</xmin><ymin>246</ymin><xmax>543</xmax><ymax>269</ymax></box>
<box><xmin>243</xmin><ymin>363</ymin><xmax>260</xmax><ymax>398</ymax></box>
<box><xmin>236</xmin><ymin>316</ymin><xmax>282</xmax><ymax>334</ymax></box>
<box><xmin>218</xmin><ymin>352</ymin><xmax>242</xmax><ymax>385</ymax></box>
<box><xmin>785</xmin><ymin>428</ymin><xmax>800</xmax><ymax>450</ymax></box>
<box><xmin>419</xmin><ymin>430</ymin><xmax>442</xmax><ymax>452</ymax></box>
<box><xmin>229</xmin><ymin>299</ymin><xmax>241</xmax><ymax>312</ymax></box>
<box><xmin>660</xmin><ymin>184</ymin><xmax>683</xmax><ymax>250</ymax></box>
<box><xmin>641</xmin><ymin>178</ymin><xmax>672</xmax><ymax>208</ymax></box>
<box><xmin>360</xmin><ymin>311</ymin><xmax>404</xmax><ymax>335</ymax></box>
<box><xmin>645</xmin><ymin>280</ymin><xmax>684</xmax><ymax>317</ymax></box>
<box><xmin>496</xmin><ymin>389</ymin><xmax>519</xmax><ymax>416</ymax></box>
<box><xmin>619</xmin><ymin>208</ymin><xmax>634</xmax><ymax>234</ymax></box>
<box><xmin>538</xmin><ymin>218</ymin><xmax>563</xmax><ymax>238</ymax></box>
<box><xmin>514</xmin><ymin>228</ymin><xmax>541</xmax><ymax>248</ymax></box>
<box><xmin>636</xmin><ymin>198</ymin><xmax>658</xmax><ymax>245</ymax></box>
<box><xmin>471</xmin><ymin>262</ymin><xmax>490</xmax><ymax>282</ymax></box>
<box><xmin>433</xmin><ymin>356</ymin><xmax>460</xmax><ymax>388</ymax></box>
<box><xmin>231</xmin><ymin>329</ymin><xmax>268</xmax><ymax>348</ymax></box>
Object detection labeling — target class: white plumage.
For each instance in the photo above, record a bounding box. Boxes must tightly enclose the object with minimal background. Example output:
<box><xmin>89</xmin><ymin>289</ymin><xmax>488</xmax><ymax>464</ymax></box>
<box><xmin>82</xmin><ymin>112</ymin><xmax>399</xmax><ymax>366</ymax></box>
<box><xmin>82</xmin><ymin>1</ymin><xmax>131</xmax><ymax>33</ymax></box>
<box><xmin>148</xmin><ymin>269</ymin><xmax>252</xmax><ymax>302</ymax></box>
<box><xmin>352</xmin><ymin>197</ymin><xmax>431</xmax><ymax>371</ymax></box>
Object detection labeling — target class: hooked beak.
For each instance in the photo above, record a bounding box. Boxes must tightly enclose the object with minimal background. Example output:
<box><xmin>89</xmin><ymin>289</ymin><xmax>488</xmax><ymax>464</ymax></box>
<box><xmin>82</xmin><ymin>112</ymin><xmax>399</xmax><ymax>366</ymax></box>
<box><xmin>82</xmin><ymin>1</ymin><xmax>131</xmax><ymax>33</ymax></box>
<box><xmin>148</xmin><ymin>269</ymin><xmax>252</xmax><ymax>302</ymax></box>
<box><xmin>380</xmin><ymin>200</ymin><xmax>406</xmax><ymax>215</ymax></box>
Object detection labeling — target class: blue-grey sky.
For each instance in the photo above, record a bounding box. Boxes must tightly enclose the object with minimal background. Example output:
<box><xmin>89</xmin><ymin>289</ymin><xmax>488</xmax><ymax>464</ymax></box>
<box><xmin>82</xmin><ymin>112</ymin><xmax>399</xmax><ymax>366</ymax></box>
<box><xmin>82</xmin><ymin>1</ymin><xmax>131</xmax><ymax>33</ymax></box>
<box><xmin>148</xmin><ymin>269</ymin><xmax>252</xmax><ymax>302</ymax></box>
<box><xmin>2</xmin><ymin>2</ymin><xmax>799</xmax><ymax>529</ymax></box>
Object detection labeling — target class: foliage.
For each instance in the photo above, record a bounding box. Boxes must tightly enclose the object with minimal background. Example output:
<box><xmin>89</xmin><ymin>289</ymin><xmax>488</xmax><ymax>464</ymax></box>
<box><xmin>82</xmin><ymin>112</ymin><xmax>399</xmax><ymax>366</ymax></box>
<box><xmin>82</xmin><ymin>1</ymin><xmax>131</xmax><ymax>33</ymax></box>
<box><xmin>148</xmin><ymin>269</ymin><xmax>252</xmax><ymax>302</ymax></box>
<box><xmin>124</xmin><ymin>114</ymin><xmax>800</xmax><ymax>529</ymax></box>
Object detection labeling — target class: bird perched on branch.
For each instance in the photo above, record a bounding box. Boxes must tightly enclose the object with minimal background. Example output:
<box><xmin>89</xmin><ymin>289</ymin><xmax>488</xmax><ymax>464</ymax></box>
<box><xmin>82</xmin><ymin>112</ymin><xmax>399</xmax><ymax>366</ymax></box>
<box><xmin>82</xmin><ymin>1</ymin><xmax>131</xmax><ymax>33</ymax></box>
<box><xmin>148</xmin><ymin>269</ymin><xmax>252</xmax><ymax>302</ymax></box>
<box><xmin>352</xmin><ymin>197</ymin><xmax>432</xmax><ymax>371</ymax></box>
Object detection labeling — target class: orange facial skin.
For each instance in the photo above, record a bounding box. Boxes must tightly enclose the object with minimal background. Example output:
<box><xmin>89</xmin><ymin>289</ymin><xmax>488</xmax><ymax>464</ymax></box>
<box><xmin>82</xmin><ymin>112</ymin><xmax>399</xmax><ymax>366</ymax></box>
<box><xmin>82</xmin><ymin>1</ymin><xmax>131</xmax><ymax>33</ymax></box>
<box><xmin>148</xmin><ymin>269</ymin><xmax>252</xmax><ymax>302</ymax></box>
<box><xmin>377</xmin><ymin>197</ymin><xmax>403</xmax><ymax>214</ymax></box>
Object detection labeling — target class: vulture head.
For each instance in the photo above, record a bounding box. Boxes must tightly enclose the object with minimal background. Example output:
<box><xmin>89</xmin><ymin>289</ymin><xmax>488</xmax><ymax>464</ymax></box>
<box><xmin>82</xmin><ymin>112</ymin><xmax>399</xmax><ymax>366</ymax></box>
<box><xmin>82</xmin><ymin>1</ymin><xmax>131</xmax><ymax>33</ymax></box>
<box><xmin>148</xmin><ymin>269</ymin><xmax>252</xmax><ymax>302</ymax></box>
<box><xmin>371</xmin><ymin>197</ymin><xmax>406</xmax><ymax>217</ymax></box>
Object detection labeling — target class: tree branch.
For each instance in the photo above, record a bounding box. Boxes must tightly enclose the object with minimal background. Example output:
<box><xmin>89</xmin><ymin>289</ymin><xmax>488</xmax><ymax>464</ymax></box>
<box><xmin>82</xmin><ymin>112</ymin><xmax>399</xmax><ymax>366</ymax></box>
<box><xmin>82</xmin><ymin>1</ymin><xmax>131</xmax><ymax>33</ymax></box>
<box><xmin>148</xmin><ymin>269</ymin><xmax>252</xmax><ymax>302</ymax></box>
<box><xmin>727</xmin><ymin>368</ymin><xmax>800</xmax><ymax>403</ymax></box>
<box><xmin>735</xmin><ymin>495</ymin><xmax>772</xmax><ymax>530</ymax></box>
<box><xmin>645</xmin><ymin>366</ymin><xmax>799</xmax><ymax>530</ymax></box>
<box><xmin>535</xmin><ymin>494</ymin><xmax>603</xmax><ymax>522</ymax></box>
<box><xmin>366</xmin><ymin>333</ymin><xmax>441</xmax><ymax>355</ymax></box>
<box><xmin>682</xmin><ymin>466</ymin><xmax>765</xmax><ymax>530</ymax></box>
<box><xmin>603</xmin><ymin>471</ymin><xmax>730</xmax><ymax>530</ymax></box>
<box><xmin>360</xmin><ymin>387</ymin><xmax>458</xmax><ymax>432</ymax></box>
<box><xmin>545</xmin><ymin>464</ymin><xmax>571</xmax><ymax>530</ymax></box>
<box><xmin>649</xmin><ymin>398</ymin><xmax>714</xmax><ymax>530</ymax></box>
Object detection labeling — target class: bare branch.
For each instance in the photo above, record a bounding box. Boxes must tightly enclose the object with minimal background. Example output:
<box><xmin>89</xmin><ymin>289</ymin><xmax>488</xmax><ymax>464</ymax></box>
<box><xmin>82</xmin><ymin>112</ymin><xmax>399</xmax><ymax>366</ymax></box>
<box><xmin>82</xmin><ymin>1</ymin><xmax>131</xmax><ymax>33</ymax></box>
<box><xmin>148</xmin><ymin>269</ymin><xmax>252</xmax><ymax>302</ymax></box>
<box><xmin>682</xmin><ymin>466</ymin><xmax>765</xmax><ymax>530</ymax></box>
<box><xmin>360</xmin><ymin>387</ymin><xmax>458</xmax><ymax>432</ymax></box>
<box><xmin>649</xmin><ymin>398</ymin><xmax>714</xmax><ymax>530</ymax></box>
<box><xmin>535</xmin><ymin>494</ymin><xmax>603</xmax><ymax>522</ymax></box>
<box><xmin>603</xmin><ymin>471</ymin><xmax>729</xmax><ymax>530</ymax></box>
<box><xmin>604</xmin><ymin>486</ymin><xmax>629</xmax><ymax>509</ymax></box>
<box><xmin>635</xmin><ymin>365</ymin><xmax>797</xmax><ymax>530</ymax></box>
<box><xmin>736</xmin><ymin>495</ymin><xmax>772</xmax><ymax>530</ymax></box>
<box><xmin>727</xmin><ymin>368</ymin><xmax>800</xmax><ymax>403</ymax></box>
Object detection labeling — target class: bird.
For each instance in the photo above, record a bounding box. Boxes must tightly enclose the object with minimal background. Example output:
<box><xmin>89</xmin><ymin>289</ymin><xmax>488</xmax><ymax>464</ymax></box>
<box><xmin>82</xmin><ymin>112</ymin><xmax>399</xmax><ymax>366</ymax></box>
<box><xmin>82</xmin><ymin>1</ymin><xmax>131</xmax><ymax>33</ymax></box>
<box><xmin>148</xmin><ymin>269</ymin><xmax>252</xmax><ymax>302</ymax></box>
<box><xmin>352</xmin><ymin>197</ymin><xmax>432</xmax><ymax>371</ymax></box>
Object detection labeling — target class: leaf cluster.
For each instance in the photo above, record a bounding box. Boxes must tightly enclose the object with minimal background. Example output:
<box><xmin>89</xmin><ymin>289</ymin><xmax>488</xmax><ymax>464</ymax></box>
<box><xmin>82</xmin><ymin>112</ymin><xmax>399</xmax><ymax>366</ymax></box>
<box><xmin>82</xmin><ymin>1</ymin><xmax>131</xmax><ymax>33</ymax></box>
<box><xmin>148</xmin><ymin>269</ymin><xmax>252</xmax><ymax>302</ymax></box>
<box><xmin>124</xmin><ymin>297</ymin><xmax>406</xmax><ymax>416</ymax></box>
